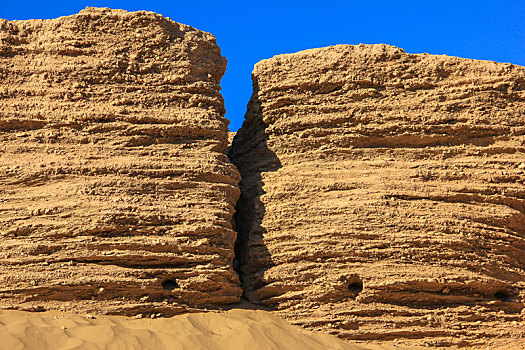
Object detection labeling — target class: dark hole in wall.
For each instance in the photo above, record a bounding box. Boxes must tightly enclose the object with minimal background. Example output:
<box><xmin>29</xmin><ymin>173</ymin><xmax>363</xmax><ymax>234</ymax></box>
<box><xmin>347</xmin><ymin>277</ymin><xmax>363</xmax><ymax>298</ymax></box>
<box><xmin>494</xmin><ymin>290</ymin><xmax>510</xmax><ymax>302</ymax></box>
<box><xmin>161</xmin><ymin>279</ymin><xmax>178</xmax><ymax>291</ymax></box>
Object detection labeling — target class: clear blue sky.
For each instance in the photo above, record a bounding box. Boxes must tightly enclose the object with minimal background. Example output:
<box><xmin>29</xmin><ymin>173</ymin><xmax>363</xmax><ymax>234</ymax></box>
<box><xmin>1</xmin><ymin>1</ymin><xmax>524</xmax><ymax>131</ymax></box>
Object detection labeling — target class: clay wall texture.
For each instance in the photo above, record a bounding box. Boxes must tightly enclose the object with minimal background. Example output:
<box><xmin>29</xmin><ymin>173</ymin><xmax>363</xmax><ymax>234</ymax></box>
<box><xmin>230</xmin><ymin>44</ymin><xmax>525</xmax><ymax>347</ymax></box>
<box><xmin>0</xmin><ymin>8</ymin><xmax>241</xmax><ymax>316</ymax></box>
<box><xmin>2</xmin><ymin>8</ymin><xmax>525</xmax><ymax>346</ymax></box>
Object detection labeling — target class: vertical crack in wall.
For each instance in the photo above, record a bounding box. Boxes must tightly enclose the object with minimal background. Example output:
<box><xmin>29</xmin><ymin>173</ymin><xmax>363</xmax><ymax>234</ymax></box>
<box><xmin>227</xmin><ymin>78</ymin><xmax>281</xmax><ymax>297</ymax></box>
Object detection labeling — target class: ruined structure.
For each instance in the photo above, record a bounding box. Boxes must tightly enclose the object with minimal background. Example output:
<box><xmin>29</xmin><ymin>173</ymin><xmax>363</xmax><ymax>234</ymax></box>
<box><xmin>230</xmin><ymin>44</ymin><xmax>525</xmax><ymax>347</ymax></box>
<box><xmin>1</xmin><ymin>7</ymin><xmax>525</xmax><ymax>347</ymax></box>
<box><xmin>0</xmin><ymin>8</ymin><xmax>241</xmax><ymax>315</ymax></box>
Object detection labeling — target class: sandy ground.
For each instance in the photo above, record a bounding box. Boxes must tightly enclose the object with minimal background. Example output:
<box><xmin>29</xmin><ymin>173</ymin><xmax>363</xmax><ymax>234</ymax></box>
<box><xmin>0</xmin><ymin>308</ymin><xmax>426</xmax><ymax>350</ymax></box>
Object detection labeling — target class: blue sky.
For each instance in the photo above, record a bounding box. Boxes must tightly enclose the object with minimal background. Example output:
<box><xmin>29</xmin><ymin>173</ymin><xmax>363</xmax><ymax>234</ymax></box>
<box><xmin>1</xmin><ymin>1</ymin><xmax>524</xmax><ymax>131</ymax></box>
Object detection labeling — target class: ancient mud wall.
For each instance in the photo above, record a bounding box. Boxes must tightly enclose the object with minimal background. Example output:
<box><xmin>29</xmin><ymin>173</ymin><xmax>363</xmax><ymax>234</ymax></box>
<box><xmin>230</xmin><ymin>44</ymin><xmax>525</xmax><ymax>347</ymax></box>
<box><xmin>2</xmin><ymin>8</ymin><xmax>525</xmax><ymax>347</ymax></box>
<box><xmin>0</xmin><ymin>8</ymin><xmax>241</xmax><ymax>316</ymax></box>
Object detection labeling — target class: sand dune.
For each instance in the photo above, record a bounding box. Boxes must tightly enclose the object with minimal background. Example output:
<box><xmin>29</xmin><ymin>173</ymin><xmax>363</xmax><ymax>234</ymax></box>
<box><xmin>0</xmin><ymin>308</ymin><xmax>422</xmax><ymax>350</ymax></box>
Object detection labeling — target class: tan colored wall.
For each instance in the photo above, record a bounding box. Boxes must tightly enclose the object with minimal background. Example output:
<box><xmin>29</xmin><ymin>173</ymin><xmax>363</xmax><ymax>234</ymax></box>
<box><xmin>230</xmin><ymin>44</ymin><xmax>525</xmax><ymax>347</ymax></box>
<box><xmin>0</xmin><ymin>8</ymin><xmax>241</xmax><ymax>316</ymax></box>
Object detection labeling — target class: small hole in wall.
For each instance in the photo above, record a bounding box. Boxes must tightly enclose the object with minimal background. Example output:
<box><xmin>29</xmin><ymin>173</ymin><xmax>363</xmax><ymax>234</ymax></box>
<box><xmin>348</xmin><ymin>279</ymin><xmax>363</xmax><ymax>297</ymax></box>
<box><xmin>161</xmin><ymin>279</ymin><xmax>178</xmax><ymax>291</ymax></box>
<box><xmin>494</xmin><ymin>290</ymin><xmax>510</xmax><ymax>302</ymax></box>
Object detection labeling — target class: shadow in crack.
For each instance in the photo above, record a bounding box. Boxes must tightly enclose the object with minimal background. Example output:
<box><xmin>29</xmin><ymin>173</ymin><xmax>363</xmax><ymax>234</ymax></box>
<box><xmin>227</xmin><ymin>78</ymin><xmax>281</xmax><ymax>306</ymax></box>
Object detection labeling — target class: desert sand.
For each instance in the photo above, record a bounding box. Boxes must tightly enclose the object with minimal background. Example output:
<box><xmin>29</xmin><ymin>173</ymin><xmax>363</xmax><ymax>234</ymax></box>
<box><xmin>0</xmin><ymin>308</ymin><xmax>423</xmax><ymax>350</ymax></box>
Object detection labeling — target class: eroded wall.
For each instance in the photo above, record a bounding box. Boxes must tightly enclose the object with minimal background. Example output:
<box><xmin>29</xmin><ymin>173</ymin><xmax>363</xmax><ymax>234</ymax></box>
<box><xmin>0</xmin><ymin>8</ymin><xmax>241</xmax><ymax>316</ymax></box>
<box><xmin>230</xmin><ymin>44</ymin><xmax>525</xmax><ymax>347</ymax></box>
